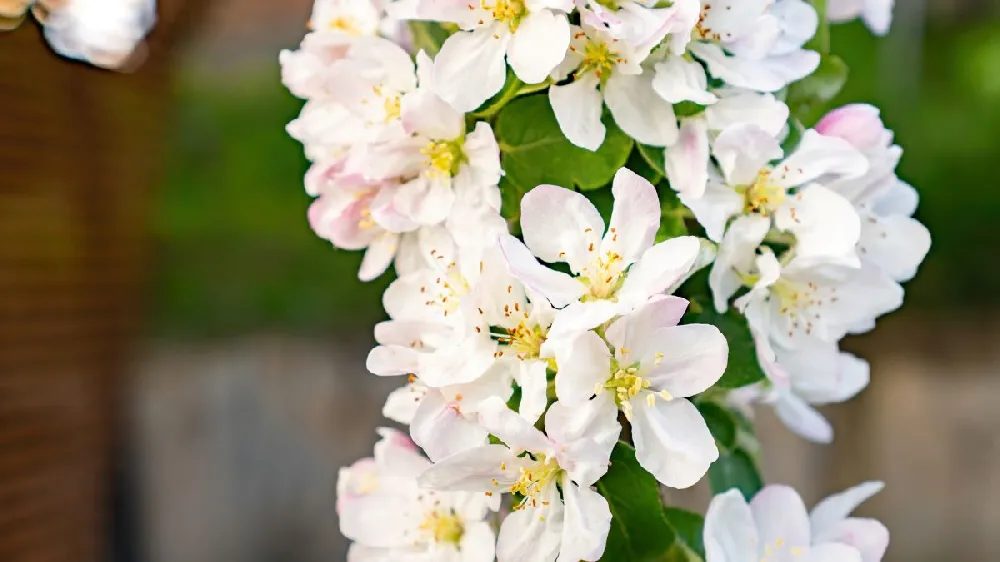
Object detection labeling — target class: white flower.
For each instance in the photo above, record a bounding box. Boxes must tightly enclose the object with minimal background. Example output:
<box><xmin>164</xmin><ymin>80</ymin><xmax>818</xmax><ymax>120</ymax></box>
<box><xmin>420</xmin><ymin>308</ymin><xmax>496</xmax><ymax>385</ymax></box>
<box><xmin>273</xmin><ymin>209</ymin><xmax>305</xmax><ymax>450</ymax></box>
<box><xmin>705</xmin><ymin>483</ymin><xmax>887</xmax><ymax>562</ymax></box>
<box><xmin>815</xmin><ymin>105</ymin><xmax>930</xmax><ymax>283</ymax></box>
<box><xmin>664</xmin><ymin>90</ymin><xmax>790</xmax><ymax>198</ymax></box>
<box><xmin>687</xmin><ymin>0</ymin><xmax>821</xmax><ymax>93</ymax></box>
<box><xmin>827</xmin><ymin>0</ymin><xmax>894</xmax><ymax>36</ymax></box>
<box><xmin>350</xmin><ymin>52</ymin><xmax>503</xmax><ymax>227</ymax></box>
<box><xmin>41</xmin><ymin>0</ymin><xmax>155</xmax><ymax>69</ymax></box>
<box><xmin>338</xmin><ymin>428</ymin><xmax>498</xmax><ymax>562</ymax></box>
<box><xmin>583</xmin><ymin>0</ymin><xmax>700</xmax><ymax>55</ymax></box>
<box><xmin>309</xmin><ymin>0</ymin><xmax>382</xmax><ymax>35</ymax></box>
<box><xmin>736</xmin><ymin>250</ymin><xmax>903</xmax><ymax>351</ymax></box>
<box><xmin>500</xmin><ymin>168</ymin><xmax>701</xmax><ymax>339</ymax></box>
<box><xmin>408</xmin><ymin>0</ymin><xmax>574</xmax><ymax>112</ymax></box>
<box><xmin>550</xmin><ymin>296</ymin><xmax>728</xmax><ymax>487</ymax></box>
<box><xmin>549</xmin><ymin>23</ymin><xmax>679</xmax><ymax>150</ymax></box>
<box><xmin>685</xmin><ymin>123</ymin><xmax>868</xmax><ymax>266</ymax></box>
<box><xmin>420</xmin><ymin>397</ymin><xmax>620</xmax><ymax>562</ymax></box>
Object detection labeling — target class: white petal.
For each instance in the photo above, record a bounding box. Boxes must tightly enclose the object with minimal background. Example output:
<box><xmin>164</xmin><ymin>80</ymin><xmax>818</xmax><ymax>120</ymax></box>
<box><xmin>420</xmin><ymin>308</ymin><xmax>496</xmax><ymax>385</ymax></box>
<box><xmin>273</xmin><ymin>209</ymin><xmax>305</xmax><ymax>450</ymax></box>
<box><xmin>810</xmin><ymin>481</ymin><xmax>885</xmax><ymax>535</ymax></box>
<box><xmin>549</xmin><ymin>73</ymin><xmax>606</xmax><ymax>151</ymax></box>
<box><xmin>652</xmin><ymin>55</ymin><xmax>718</xmax><ymax>105</ymax></box>
<box><xmin>507</xmin><ymin>10</ymin><xmax>571</xmax><ymax>84</ymax></box>
<box><xmin>749</xmin><ymin>485</ymin><xmax>811</xmax><ymax>549</ymax></box>
<box><xmin>459</xmin><ymin>521</ymin><xmax>498</xmax><ymax>562</ymax></box>
<box><xmin>688</xmin><ymin>41</ymin><xmax>789</xmax><ymax>93</ymax></box>
<box><xmin>605</xmin><ymin>72</ymin><xmax>679</xmax><ymax>147</ymax></box>
<box><xmin>367</xmin><ymin>345</ymin><xmax>419</xmax><ymax>376</ymax></box>
<box><xmin>499</xmin><ymin>234</ymin><xmax>587</xmax><ymax>308</ymax></box>
<box><xmin>858</xmin><ymin>213</ymin><xmax>930</xmax><ymax>282</ymax></box>
<box><xmin>680</xmin><ymin>176</ymin><xmax>745</xmax><ymax>242</ymax></box>
<box><xmin>813</xmin><ymin>519</ymin><xmax>889</xmax><ymax>562</ymax></box>
<box><xmin>640</xmin><ymin>324</ymin><xmax>729</xmax><ymax>398</ymax></box>
<box><xmin>358</xmin><ymin>232</ymin><xmax>399</xmax><ymax>282</ymax></box>
<box><xmin>805</xmin><ymin>543</ymin><xmax>863</xmax><ymax>562</ymax></box>
<box><xmin>382</xmin><ymin>382</ymin><xmax>425</xmax><ymax>424</ymax></box>
<box><xmin>560</xmin><ymin>480</ymin><xmax>613</xmax><ymax>562</ymax></box>
<box><xmin>552</xmin><ymin>330</ymin><xmax>612</xmax><ymax>404</ymax></box>
<box><xmin>395</xmin><ymin>176</ymin><xmax>456</xmax><ymax>226</ymax></box>
<box><xmin>709</xmin><ymin>214</ymin><xmax>770</xmax><ymax>312</ymax></box>
<box><xmin>774</xmin><ymin>129</ymin><xmax>869</xmax><ymax>188</ymax></box>
<box><xmin>476</xmin><ymin>396</ymin><xmax>552</xmax><ymax>454</ymax></box>
<box><xmin>630</xmin><ymin>397</ymin><xmax>719</xmax><ymax>488</ymax></box>
<box><xmin>496</xmin><ymin>486</ymin><xmax>564</xmax><ymax>562</ymax></box>
<box><xmin>402</xmin><ymin>52</ymin><xmax>465</xmax><ymax>139</ymax></box>
<box><xmin>617</xmin><ymin>235</ymin><xmax>701</xmax><ymax>307</ymax></box>
<box><xmin>713</xmin><ymin>123</ymin><xmax>784</xmax><ymax>186</ymax></box>
<box><xmin>863</xmin><ymin>0</ymin><xmax>894</xmax><ymax>35</ymax></box>
<box><xmin>410</xmin><ymin>391</ymin><xmax>490</xmax><ymax>461</ymax></box>
<box><xmin>340</xmin><ymin>495</ymin><xmax>415</xmax><ymax>548</ymax></box>
<box><xmin>520</xmin><ymin>183</ymin><xmax>605</xmax><ymax>272</ymax></box>
<box><xmin>545</xmin><ymin>394</ymin><xmax>620</xmax><ymax>486</ymax></box>
<box><xmin>704</xmin><ymin>489</ymin><xmax>759</xmax><ymax>562</ymax></box>
<box><xmin>547</xmin><ymin>300</ymin><xmax>622</xmax><ymax>340</ymax></box>
<box><xmin>774</xmin><ymin>185</ymin><xmax>861</xmax><ymax>267</ymax></box>
<box><xmin>515</xmin><ymin>360</ymin><xmax>550</xmax><ymax>424</ymax></box>
<box><xmin>772</xmin><ymin>389</ymin><xmax>834</xmax><ymax>444</ymax></box>
<box><xmin>418</xmin><ymin>445</ymin><xmax>516</xmax><ymax>491</ymax></box>
<box><xmin>705</xmin><ymin>91</ymin><xmax>790</xmax><ymax>137</ymax></box>
<box><xmin>605</xmin><ymin>295</ymin><xmax>689</xmax><ymax>349</ymax></box>
<box><xmin>601</xmin><ymin>168</ymin><xmax>661</xmax><ymax>264</ymax></box>
<box><xmin>770</xmin><ymin>0</ymin><xmax>819</xmax><ymax>54</ymax></box>
<box><xmin>434</xmin><ymin>27</ymin><xmax>510</xmax><ymax>112</ymax></box>
<box><xmin>664</xmin><ymin>118</ymin><xmax>711</xmax><ymax>198</ymax></box>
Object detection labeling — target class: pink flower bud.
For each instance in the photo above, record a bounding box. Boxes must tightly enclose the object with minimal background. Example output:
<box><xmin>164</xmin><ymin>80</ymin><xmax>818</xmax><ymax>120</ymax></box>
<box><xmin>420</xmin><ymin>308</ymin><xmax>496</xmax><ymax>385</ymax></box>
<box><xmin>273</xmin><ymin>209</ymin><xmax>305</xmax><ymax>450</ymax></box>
<box><xmin>815</xmin><ymin>104</ymin><xmax>887</xmax><ymax>151</ymax></box>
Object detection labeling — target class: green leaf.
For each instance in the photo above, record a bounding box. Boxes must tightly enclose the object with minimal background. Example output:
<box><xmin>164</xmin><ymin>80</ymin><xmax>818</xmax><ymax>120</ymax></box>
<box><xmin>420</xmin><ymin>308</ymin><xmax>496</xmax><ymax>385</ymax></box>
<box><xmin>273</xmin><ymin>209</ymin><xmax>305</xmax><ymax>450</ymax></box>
<box><xmin>598</xmin><ymin>443</ymin><xmax>676</xmax><ymax>562</ymax></box>
<box><xmin>471</xmin><ymin>68</ymin><xmax>523</xmax><ymax>119</ymax></box>
<box><xmin>780</xmin><ymin>117</ymin><xmax>806</xmax><ymax>154</ymax></box>
<box><xmin>628</xmin><ymin>148</ymin><xmax>662</xmax><ymax>185</ymax></box>
<box><xmin>786</xmin><ymin>55</ymin><xmax>849</xmax><ymax>125</ymax></box>
<box><xmin>656</xmin><ymin>187</ymin><xmax>689</xmax><ymax>242</ymax></box>
<box><xmin>499</xmin><ymin>175</ymin><xmax>527</xmax><ymax>235</ymax></box>
<box><xmin>804</xmin><ymin>0</ymin><xmax>830</xmax><ymax>54</ymax></box>
<box><xmin>695</xmin><ymin>401</ymin><xmax>738</xmax><ymax>452</ymax></box>
<box><xmin>663</xmin><ymin>508</ymin><xmax>707</xmax><ymax>561</ymax></box>
<box><xmin>689</xmin><ymin>308</ymin><xmax>766</xmax><ymax>389</ymax></box>
<box><xmin>496</xmin><ymin>94</ymin><xmax>634</xmax><ymax>191</ymax></box>
<box><xmin>408</xmin><ymin>21</ymin><xmax>452</xmax><ymax>57</ymax></box>
<box><xmin>638</xmin><ymin>143</ymin><xmax>666</xmax><ymax>178</ymax></box>
<box><xmin>708</xmin><ymin>448</ymin><xmax>764</xmax><ymax>501</ymax></box>
<box><xmin>675</xmin><ymin>101</ymin><xmax>707</xmax><ymax>118</ymax></box>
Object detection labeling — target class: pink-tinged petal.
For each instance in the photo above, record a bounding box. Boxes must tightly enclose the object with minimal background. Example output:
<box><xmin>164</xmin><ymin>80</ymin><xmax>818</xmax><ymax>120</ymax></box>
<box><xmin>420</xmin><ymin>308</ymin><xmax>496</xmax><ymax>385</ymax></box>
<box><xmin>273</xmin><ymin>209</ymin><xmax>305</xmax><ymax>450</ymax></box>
<box><xmin>664</xmin><ymin>118</ymin><xmax>711</xmax><ymax>198</ymax></box>
<box><xmin>775</xmin><ymin>185</ymin><xmax>861</xmax><ymax>268</ymax></box>
<box><xmin>605</xmin><ymin>295</ymin><xmax>689</xmax><ymax>350</ymax></box>
<box><xmin>772</xmin><ymin>389</ymin><xmax>834</xmax><ymax>444</ymax></box>
<box><xmin>418</xmin><ymin>444</ymin><xmax>518</xmax><ymax>491</ymax></box>
<box><xmin>507</xmin><ymin>9</ymin><xmax>570</xmax><ymax>84</ymax></box>
<box><xmin>640</xmin><ymin>324</ymin><xmax>729</xmax><ymax>398</ymax></box>
<box><xmin>810</xmin><ymin>481</ymin><xmax>885</xmax><ymax>535</ymax></box>
<box><xmin>550</xmin><ymin>73</ymin><xmax>606</xmax><ymax>150</ymax></box>
<box><xmin>546</xmin><ymin>300</ymin><xmax>622</xmax><ymax>339</ymax></box>
<box><xmin>805</xmin><ymin>543</ymin><xmax>863</xmax><ymax>562</ymax></box>
<box><xmin>601</xmin><ymin>167</ymin><xmax>661</xmax><ymax>264</ymax></box>
<box><xmin>476</xmin><ymin>396</ymin><xmax>552</xmax><ymax>454</ymax></box>
<box><xmin>815</xmin><ymin>104</ymin><xmax>886</xmax><ymax>151</ymax></box>
<box><xmin>552</xmin><ymin>330</ymin><xmax>612</xmax><ymax>405</ymax></box>
<box><xmin>712</xmin><ymin>123</ymin><xmax>784</xmax><ymax>186</ymax></box>
<box><xmin>815</xmin><ymin>519</ymin><xmax>889</xmax><ymax>562</ymax></box>
<box><xmin>560</xmin><ymin>480</ymin><xmax>613</xmax><ymax>562</ymax></box>
<box><xmin>434</xmin><ymin>27</ymin><xmax>509</xmax><ymax>112</ymax></box>
<box><xmin>617</xmin><ymin>235</ymin><xmax>701</xmax><ymax>307</ymax></box>
<box><xmin>774</xmin><ymin>129</ymin><xmax>869</xmax><ymax>187</ymax></box>
<box><xmin>705</xmin><ymin>489</ymin><xmax>760</xmax><ymax>562</ymax></box>
<box><xmin>750</xmin><ymin>485</ymin><xmax>811</xmax><ymax>550</ymax></box>
<box><xmin>520</xmin><ymin>183</ymin><xmax>605</xmax><ymax>272</ymax></box>
<box><xmin>410</xmin><ymin>390</ymin><xmax>490</xmax><ymax>462</ymax></box>
<box><xmin>401</xmin><ymin>53</ymin><xmax>464</xmax><ymax>139</ymax></box>
<box><xmin>605</xmin><ymin>71</ymin><xmax>679</xmax><ymax>147</ymax></box>
<box><xmin>630</xmin><ymin>397</ymin><xmax>718</xmax><ymax>488</ymax></box>
<box><xmin>499</xmin><ymin>234</ymin><xmax>587</xmax><ymax>308</ymax></box>
<box><xmin>358</xmin><ymin>232</ymin><xmax>399</xmax><ymax>282</ymax></box>
<box><xmin>366</xmin><ymin>345</ymin><xmax>419</xmax><ymax>376</ymax></box>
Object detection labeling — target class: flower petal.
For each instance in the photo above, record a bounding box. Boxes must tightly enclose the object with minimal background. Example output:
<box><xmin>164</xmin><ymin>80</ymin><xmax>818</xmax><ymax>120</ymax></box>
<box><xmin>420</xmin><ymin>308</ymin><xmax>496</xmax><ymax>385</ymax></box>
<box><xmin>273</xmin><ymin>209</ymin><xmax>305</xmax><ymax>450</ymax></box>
<box><xmin>664</xmin><ymin>117</ymin><xmax>711</xmax><ymax>198</ymax></box>
<box><xmin>402</xmin><ymin>51</ymin><xmax>465</xmax><ymax>138</ymax></box>
<box><xmin>749</xmin><ymin>485</ymin><xmax>811</xmax><ymax>550</ymax></box>
<box><xmin>772</xmin><ymin>388</ymin><xmax>834</xmax><ymax>444</ymax></box>
<box><xmin>520</xmin><ymin>183</ymin><xmax>605</xmax><ymax>272</ymax></box>
<box><xmin>814</xmin><ymin>519</ymin><xmax>889</xmax><ymax>562</ymax></box>
<box><xmin>418</xmin><ymin>444</ymin><xmax>517</xmax><ymax>491</ymax></box>
<box><xmin>713</xmin><ymin>123</ymin><xmax>784</xmax><ymax>186</ymax></box>
<box><xmin>601</xmin><ymin>167</ymin><xmax>661</xmax><ymax>264</ymax></box>
<box><xmin>496</xmin><ymin>486</ymin><xmax>564</xmax><ymax>562</ymax></box>
<box><xmin>652</xmin><ymin>55</ymin><xmax>718</xmax><ymax>105</ymax></box>
<box><xmin>560</xmin><ymin>479</ymin><xmax>613</xmax><ymax>562</ymax></box>
<box><xmin>705</xmin><ymin>489</ymin><xmax>759</xmax><ymax>562</ymax></box>
<box><xmin>434</xmin><ymin>27</ymin><xmax>510</xmax><ymax>112</ymax></box>
<box><xmin>858</xmin><ymin>212</ymin><xmax>930</xmax><ymax>282</ymax></box>
<box><xmin>515</xmin><ymin>360</ymin><xmax>550</xmax><ymax>424</ymax></box>
<box><xmin>630</xmin><ymin>397</ymin><xmax>719</xmax><ymax>488</ymax></box>
<box><xmin>605</xmin><ymin>71</ymin><xmax>679</xmax><ymax>147</ymax></box>
<box><xmin>476</xmin><ymin>396</ymin><xmax>552</xmax><ymax>454</ymax></box>
<box><xmin>774</xmin><ymin>129</ymin><xmax>869</xmax><ymax>188</ymax></box>
<box><xmin>545</xmin><ymin>394</ymin><xmax>620</xmax><ymax>486</ymax></box>
<box><xmin>640</xmin><ymin>324</ymin><xmax>729</xmax><ymax>398</ymax></box>
<box><xmin>775</xmin><ymin>185</ymin><xmax>861</xmax><ymax>268</ymax></box>
<box><xmin>549</xmin><ymin>73</ymin><xmax>606</xmax><ymax>150</ymax></box>
<box><xmin>605</xmin><ymin>294</ymin><xmax>689</xmax><ymax>350</ymax></box>
<box><xmin>810</xmin><ymin>481</ymin><xmax>885</xmax><ymax>535</ymax></box>
<box><xmin>552</xmin><ymin>329</ymin><xmax>612</xmax><ymax>404</ymax></box>
<box><xmin>410</xmin><ymin>391</ymin><xmax>490</xmax><ymax>461</ymax></box>
<box><xmin>617</xmin><ymin>235</ymin><xmax>701</xmax><ymax>308</ymax></box>
<box><xmin>805</xmin><ymin>543</ymin><xmax>864</xmax><ymax>562</ymax></box>
<box><xmin>507</xmin><ymin>9</ymin><xmax>571</xmax><ymax>84</ymax></box>
<box><xmin>499</xmin><ymin>234</ymin><xmax>588</xmax><ymax>308</ymax></box>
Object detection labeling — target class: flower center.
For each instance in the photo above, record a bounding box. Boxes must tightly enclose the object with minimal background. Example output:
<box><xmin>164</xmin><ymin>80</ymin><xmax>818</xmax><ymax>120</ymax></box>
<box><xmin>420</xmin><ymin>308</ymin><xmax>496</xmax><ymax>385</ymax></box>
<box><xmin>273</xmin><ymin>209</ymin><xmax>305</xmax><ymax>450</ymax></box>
<box><xmin>581</xmin><ymin>250</ymin><xmax>626</xmax><ymax>301</ymax></box>
<box><xmin>484</xmin><ymin>0</ymin><xmax>526</xmax><ymax>31</ymax></box>
<box><xmin>328</xmin><ymin>16</ymin><xmax>362</xmax><ymax>34</ymax></box>
<box><xmin>383</xmin><ymin>94</ymin><xmax>401</xmax><ymax>123</ymax></box>
<box><xmin>693</xmin><ymin>4</ymin><xmax>720</xmax><ymax>41</ymax></box>
<box><xmin>603</xmin><ymin>358</ymin><xmax>672</xmax><ymax>420</ymax></box>
<box><xmin>576</xmin><ymin>36</ymin><xmax>621</xmax><ymax>82</ymax></box>
<box><xmin>422</xmin><ymin>265</ymin><xmax>471</xmax><ymax>317</ymax></box>
<box><xmin>500</xmin><ymin>322</ymin><xmax>547</xmax><ymax>360</ymax></box>
<box><xmin>421</xmin><ymin>140</ymin><xmax>464</xmax><ymax>179</ymax></box>
<box><xmin>741</xmin><ymin>169</ymin><xmax>786</xmax><ymax>215</ymax></box>
<box><xmin>419</xmin><ymin>509</ymin><xmax>465</xmax><ymax>545</ymax></box>
<box><xmin>760</xmin><ymin>537</ymin><xmax>806</xmax><ymax>561</ymax></box>
<box><xmin>507</xmin><ymin>455</ymin><xmax>563</xmax><ymax>510</ymax></box>
<box><xmin>770</xmin><ymin>279</ymin><xmax>836</xmax><ymax>338</ymax></box>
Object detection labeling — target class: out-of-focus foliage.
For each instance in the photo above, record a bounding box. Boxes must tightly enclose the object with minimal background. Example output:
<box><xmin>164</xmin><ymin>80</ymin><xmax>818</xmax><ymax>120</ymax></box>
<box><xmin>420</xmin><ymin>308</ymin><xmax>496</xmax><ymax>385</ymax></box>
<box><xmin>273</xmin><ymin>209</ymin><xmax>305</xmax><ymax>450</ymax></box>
<box><xmin>152</xmin><ymin>19</ymin><xmax>1000</xmax><ymax>335</ymax></box>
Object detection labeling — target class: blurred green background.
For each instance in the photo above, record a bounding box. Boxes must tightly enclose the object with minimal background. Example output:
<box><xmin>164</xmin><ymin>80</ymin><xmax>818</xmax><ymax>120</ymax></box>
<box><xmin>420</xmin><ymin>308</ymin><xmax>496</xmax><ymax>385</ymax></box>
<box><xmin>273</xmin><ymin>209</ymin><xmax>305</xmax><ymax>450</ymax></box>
<box><xmin>150</xmin><ymin>18</ymin><xmax>1000</xmax><ymax>338</ymax></box>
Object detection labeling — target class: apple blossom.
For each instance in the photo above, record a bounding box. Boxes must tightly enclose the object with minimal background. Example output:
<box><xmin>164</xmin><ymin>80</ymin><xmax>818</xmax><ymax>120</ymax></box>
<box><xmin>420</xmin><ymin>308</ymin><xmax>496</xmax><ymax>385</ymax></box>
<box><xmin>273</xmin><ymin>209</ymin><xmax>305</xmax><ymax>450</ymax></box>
<box><xmin>500</xmin><ymin>168</ymin><xmax>701</xmax><ymax>338</ymax></box>
<box><xmin>41</xmin><ymin>0</ymin><xmax>155</xmax><ymax>69</ymax></box>
<box><xmin>705</xmin><ymin>483</ymin><xmax>887</xmax><ymax>562</ymax></box>
<box><xmin>827</xmin><ymin>0</ymin><xmax>894</xmax><ymax>36</ymax></box>
<box><xmin>338</xmin><ymin>428</ymin><xmax>498</xmax><ymax>562</ymax></box>
<box><xmin>419</xmin><ymin>397</ymin><xmax>619</xmax><ymax>562</ymax></box>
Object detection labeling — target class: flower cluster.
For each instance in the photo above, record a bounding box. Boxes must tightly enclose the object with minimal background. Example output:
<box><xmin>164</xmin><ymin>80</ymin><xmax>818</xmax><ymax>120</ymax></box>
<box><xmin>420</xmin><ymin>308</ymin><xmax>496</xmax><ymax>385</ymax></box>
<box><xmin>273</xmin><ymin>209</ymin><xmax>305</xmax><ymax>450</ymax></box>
<box><xmin>2</xmin><ymin>0</ymin><xmax>156</xmax><ymax>69</ymax></box>
<box><xmin>281</xmin><ymin>1</ymin><xmax>920</xmax><ymax>561</ymax></box>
